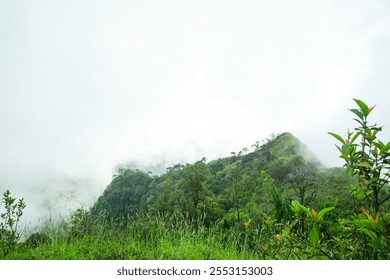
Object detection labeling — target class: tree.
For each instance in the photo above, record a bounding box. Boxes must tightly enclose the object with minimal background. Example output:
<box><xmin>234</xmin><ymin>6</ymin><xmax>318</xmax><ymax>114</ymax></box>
<box><xmin>223</xmin><ymin>160</ymin><xmax>243</xmax><ymax>223</ymax></box>
<box><xmin>285</xmin><ymin>155</ymin><xmax>319</xmax><ymax>206</ymax></box>
<box><xmin>267</xmin><ymin>155</ymin><xmax>319</xmax><ymax>206</ymax></box>
<box><xmin>90</xmin><ymin>169</ymin><xmax>153</xmax><ymax>222</ymax></box>
<box><xmin>180</xmin><ymin>159</ymin><xmax>210</xmax><ymax>228</ymax></box>
<box><xmin>146</xmin><ymin>169</ymin><xmax>185</xmax><ymax>215</ymax></box>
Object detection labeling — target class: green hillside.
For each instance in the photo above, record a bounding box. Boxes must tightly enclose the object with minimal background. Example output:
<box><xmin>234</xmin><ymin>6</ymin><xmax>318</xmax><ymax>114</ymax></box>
<box><xmin>90</xmin><ymin>132</ymin><xmax>353</xmax><ymax>228</ymax></box>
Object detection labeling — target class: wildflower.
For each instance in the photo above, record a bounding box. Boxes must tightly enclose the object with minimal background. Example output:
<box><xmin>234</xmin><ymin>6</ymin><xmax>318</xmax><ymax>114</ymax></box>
<box><xmin>262</xmin><ymin>246</ymin><xmax>268</xmax><ymax>252</ymax></box>
<box><xmin>265</xmin><ymin>219</ymin><xmax>269</xmax><ymax>225</ymax></box>
<box><xmin>346</xmin><ymin>138</ymin><xmax>350</xmax><ymax>144</ymax></box>
<box><xmin>244</xmin><ymin>221</ymin><xmax>249</xmax><ymax>228</ymax></box>
<box><xmin>361</xmin><ymin>137</ymin><xmax>365</xmax><ymax>143</ymax></box>
<box><xmin>374</xmin><ymin>147</ymin><xmax>379</xmax><ymax>155</ymax></box>
<box><xmin>360</xmin><ymin>207</ymin><xmax>367</xmax><ymax>214</ymax></box>
<box><xmin>375</xmin><ymin>215</ymin><xmax>379</xmax><ymax>224</ymax></box>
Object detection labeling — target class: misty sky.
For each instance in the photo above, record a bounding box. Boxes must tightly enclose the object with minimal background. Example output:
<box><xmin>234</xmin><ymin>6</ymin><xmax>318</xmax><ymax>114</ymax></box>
<box><xmin>1</xmin><ymin>0</ymin><xmax>390</xmax><ymax>226</ymax></box>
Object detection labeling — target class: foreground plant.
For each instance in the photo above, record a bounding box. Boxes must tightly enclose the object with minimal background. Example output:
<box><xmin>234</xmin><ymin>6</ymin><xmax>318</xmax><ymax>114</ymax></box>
<box><xmin>328</xmin><ymin>99</ymin><xmax>390</xmax><ymax>212</ymax></box>
<box><xmin>0</xmin><ymin>190</ymin><xmax>26</xmax><ymax>257</ymax></box>
<box><xmin>329</xmin><ymin>99</ymin><xmax>390</xmax><ymax>259</ymax></box>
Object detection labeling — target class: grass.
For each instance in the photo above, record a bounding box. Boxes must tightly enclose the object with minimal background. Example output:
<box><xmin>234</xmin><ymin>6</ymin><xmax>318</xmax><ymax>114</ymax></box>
<box><xmin>5</xmin><ymin>211</ymin><xmax>388</xmax><ymax>260</ymax></box>
<box><xmin>3</xmin><ymin>214</ymin><xmax>259</xmax><ymax>260</ymax></box>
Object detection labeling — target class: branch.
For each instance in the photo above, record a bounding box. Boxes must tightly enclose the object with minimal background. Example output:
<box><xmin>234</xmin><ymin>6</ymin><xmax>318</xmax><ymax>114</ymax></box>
<box><xmin>379</xmin><ymin>194</ymin><xmax>390</xmax><ymax>206</ymax></box>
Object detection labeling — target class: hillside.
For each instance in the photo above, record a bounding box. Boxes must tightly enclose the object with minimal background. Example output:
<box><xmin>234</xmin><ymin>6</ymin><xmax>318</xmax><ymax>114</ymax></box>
<box><xmin>89</xmin><ymin>132</ymin><xmax>353</xmax><ymax>226</ymax></box>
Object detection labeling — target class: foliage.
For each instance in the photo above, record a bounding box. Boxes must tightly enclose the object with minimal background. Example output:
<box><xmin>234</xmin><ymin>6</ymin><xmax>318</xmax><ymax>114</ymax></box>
<box><xmin>328</xmin><ymin>99</ymin><xmax>390</xmax><ymax>212</ymax></box>
<box><xmin>221</xmin><ymin>160</ymin><xmax>244</xmax><ymax>223</ymax></box>
<box><xmin>180</xmin><ymin>159</ymin><xmax>210</xmax><ymax>227</ymax></box>
<box><xmin>329</xmin><ymin>99</ymin><xmax>390</xmax><ymax>259</ymax></box>
<box><xmin>68</xmin><ymin>208</ymin><xmax>93</xmax><ymax>238</ymax></box>
<box><xmin>0</xmin><ymin>190</ymin><xmax>26</xmax><ymax>257</ymax></box>
<box><xmin>23</xmin><ymin>232</ymin><xmax>50</xmax><ymax>248</ymax></box>
<box><xmin>6</xmin><ymin>213</ymin><xmax>259</xmax><ymax>260</ymax></box>
<box><xmin>90</xmin><ymin>169</ymin><xmax>153</xmax><ymax>223</ymax></box>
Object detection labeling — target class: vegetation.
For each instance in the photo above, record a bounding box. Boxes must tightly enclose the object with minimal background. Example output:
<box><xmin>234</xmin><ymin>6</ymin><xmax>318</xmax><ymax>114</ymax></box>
<box><xmin>0</xmin><ymin>190</ymin><xmax>26</xmax><ymax>257</ymax></box>
<box><xmin>1</xmin><ymin>99</ymin><xmax>389</xmax><ymax>259</ymax></box>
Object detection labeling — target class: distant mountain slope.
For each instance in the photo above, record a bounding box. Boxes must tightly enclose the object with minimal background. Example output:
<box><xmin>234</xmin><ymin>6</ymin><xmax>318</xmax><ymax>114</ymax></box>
<box><xmin>89</xmin><ymin>132</ymin><xmax>353</xmax><ymax>224</ymax></box>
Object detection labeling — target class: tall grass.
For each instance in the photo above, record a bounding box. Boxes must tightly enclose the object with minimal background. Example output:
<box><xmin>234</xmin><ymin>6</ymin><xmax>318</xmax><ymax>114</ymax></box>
<box><xmin>4</xmin><ymin>212</ymin><xmax>259</xmax><ymax>260</ymax></box>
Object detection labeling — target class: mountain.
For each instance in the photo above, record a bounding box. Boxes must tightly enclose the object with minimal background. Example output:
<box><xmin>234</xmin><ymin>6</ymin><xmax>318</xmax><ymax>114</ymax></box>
<box><xmin>89</xmin><ymin>132</ymin><xmax>354</xmax><ymax>226</ymax></box>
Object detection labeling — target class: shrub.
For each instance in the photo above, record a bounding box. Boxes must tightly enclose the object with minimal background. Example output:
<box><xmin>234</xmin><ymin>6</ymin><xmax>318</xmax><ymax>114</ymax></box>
<box><xmin>0</xmin><ymin>190</ymin><xmax>26</xmax><ymax>257</ymax></box>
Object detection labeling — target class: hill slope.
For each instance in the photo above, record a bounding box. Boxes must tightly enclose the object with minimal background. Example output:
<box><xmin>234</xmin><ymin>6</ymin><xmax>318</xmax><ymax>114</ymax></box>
<box><xmin>90</xmin><ymin>132</ymin><xmax>353</xmax><ymax>225</ymax></box>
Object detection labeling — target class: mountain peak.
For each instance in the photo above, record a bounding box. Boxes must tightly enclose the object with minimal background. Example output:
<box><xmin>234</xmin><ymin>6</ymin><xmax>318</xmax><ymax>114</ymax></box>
<box><xmin>261</xmin><ymin>132</ymin><xmax>321</xmax><ymax>165</ymax></box>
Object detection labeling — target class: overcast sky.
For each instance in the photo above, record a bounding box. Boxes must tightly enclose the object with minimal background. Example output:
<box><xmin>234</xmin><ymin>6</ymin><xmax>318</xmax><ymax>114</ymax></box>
<box><xmin>1</xmin><ymin>0</ymin><xmax>390</xmax><ymax>226</ymax></box>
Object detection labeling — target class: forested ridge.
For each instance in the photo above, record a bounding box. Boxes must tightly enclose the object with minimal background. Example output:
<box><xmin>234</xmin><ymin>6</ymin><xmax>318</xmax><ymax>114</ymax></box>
<box><xmin>90</xmin><ymin>132</ymin><xmax>353</xmax><ymax>227</ymax></box>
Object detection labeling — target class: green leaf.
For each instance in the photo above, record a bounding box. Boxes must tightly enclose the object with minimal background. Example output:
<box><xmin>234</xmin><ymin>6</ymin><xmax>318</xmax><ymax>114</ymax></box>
<box><xmin>341</xmin><ymin>144</ymin><xmax>351</xmax><ymax>154</ymax></box>
<box><xmin>351</xmin><ymin>132</ymin><xmax>360</xmax><ymax>144</ymax></box>
<box><xmin>374</xmin><ymin>141</ymin><xmax>384</xmax><ymax>150</ymax></box>
<box><xmin>317</xmin><ymin>206</ymin><xmax>335</xmax><ymax>220</ymax></box>
<box><xmin>291</xmin><ymin>200</ymin><xmax>300</xmax><ymax>209</ymax></box>
<box><xmin>382</xmin><ymin>141</ymin><xmax>390</xmax><ymax>153</ymax></box>
<box><xmin>353</xmin><ymin>216</ymin><xmax>384</xmax><ymax>233</ymax></box>
<box><xmin>290</xmin><ymin>200</ymin><xmax>301</xmax><ymax>213</ymax></box>
<box><xmin>328</xmin><ymin>132</ymin><xmax>345</xmax><ymax>144</ymax></box>
<box><xmin>353</xmin><ymin>118</ymin><xmax>364</xmax><ymax>126</ymax></box>
<box><xmin>350</xmin><ymin>108</ymin><xmax>364</xmax><ymax>120</ymax></box>
<box><xmin>353</xmin><ymin>186</ymin><xmax>367</xmax><ymax>199</ymax></box>
<box><xmin>361</xmin><ymin>228</ymin><xmax>377</xmax><ymax>240</ymax></box>
<box><xmin>291</xmin><ymin>200</ymin><xmax>311</xmax><ymax>216</ymax></box>
<box><xmin>353</xmin><ymin>99</ymin><xmax>369</xmax><ymax>117</ymax></box>
<box><xmin>366</xmin><ymin>190</ymin><xmax>373</xmax><ymax>196</ymax></box>
<box><xmin>299</xmin><ymin>205</ymin><xmax>311</xmax><ymax>217</ymax></box>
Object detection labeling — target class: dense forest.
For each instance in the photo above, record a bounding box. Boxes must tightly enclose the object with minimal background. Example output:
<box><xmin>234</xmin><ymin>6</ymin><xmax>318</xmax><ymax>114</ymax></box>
<box><xmin>1</xmin><ymin>99</ymin><xmax>389</xmax><ymax>259</ymax></box>
<box><xmin>90</xmin><ymin>132</ymin><xmax>353</xmax><ymax>228</ymax></box>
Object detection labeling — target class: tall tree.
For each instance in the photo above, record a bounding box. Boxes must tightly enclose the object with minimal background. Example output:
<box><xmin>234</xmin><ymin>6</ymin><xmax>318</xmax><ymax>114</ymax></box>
<box><xmin>223</xmin><ymin>160</ymin><xmax>243</xmax><ymax>223</ymax></box>
<box><xmin>285</xmin><ymin>155</ymin><xmax>319</xmax><ymax>206</ymax></box>
<box><xmin>180</xmin><ymin>159</ymin><xmax>209</xmax><ymax>228</ymax></box>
